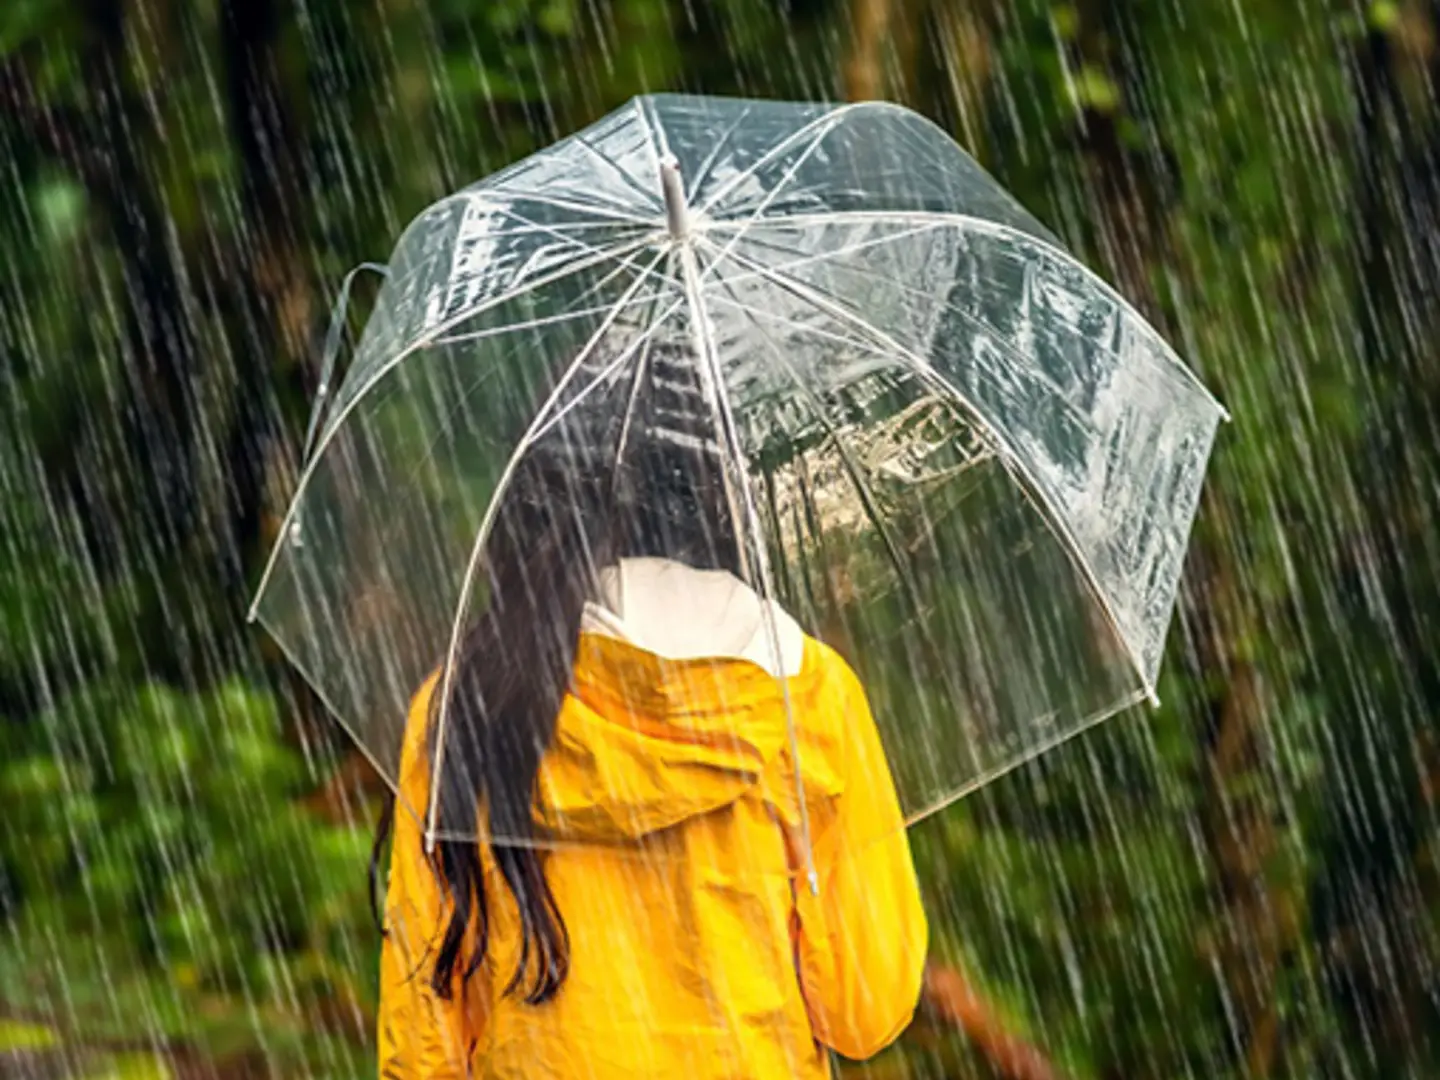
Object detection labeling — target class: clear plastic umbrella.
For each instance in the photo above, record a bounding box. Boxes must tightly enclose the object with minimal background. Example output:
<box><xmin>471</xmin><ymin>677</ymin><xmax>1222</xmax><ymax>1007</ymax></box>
<box><xmin>249</xmin><ymin>94</ymin><xmax>1225</xmax><ymax>864</ymax></box>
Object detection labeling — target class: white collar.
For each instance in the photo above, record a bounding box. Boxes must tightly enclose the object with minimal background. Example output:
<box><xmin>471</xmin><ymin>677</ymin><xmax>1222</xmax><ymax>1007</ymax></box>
<box><xmin>579</xmin><ymin>557</ymin><xmax>805</xmax><ymax>678</ymax></box>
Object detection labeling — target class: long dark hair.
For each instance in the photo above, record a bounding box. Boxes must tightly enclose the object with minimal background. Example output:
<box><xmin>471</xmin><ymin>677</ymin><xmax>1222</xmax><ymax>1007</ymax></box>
<box><xmin>373</xmin><ymin>347</ymin><xmax>743</xmax><ymax>1004</ymax></box>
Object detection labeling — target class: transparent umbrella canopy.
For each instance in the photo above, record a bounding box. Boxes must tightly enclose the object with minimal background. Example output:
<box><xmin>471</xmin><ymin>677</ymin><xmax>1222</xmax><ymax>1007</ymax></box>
<box><xmin>249</xmin><ymin>93</ymin><xmax>1225</xmax><ymax>857</ymax></box>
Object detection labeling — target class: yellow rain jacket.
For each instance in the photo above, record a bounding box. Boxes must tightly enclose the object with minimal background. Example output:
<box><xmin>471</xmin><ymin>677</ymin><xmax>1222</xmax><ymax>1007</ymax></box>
<box><xmin>379</xmin><ymin>631</ymin><xmax>927</xmax><ymax>1078</ymax></box>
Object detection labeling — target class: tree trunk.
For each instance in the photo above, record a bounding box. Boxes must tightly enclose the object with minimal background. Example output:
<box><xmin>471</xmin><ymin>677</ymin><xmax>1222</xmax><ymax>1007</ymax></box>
<box><xmin>1</xmin><ymin>0</ymin><xmax>205</xmax><ymax>689</ymax></box>
<box><xmin>918</xmin><ymin>963</ymin><xmax>1069</xmax><ymax>1080</ymax></box>
<box><xmin>844</xmin><ymin>0</ymin><xmax>892</xmax><ymax>101</ymax></box>
<box><xmin>217</xmin><ymin>0</ymin><xmax>316</xmax><ymax>566</ymax></box>
<box><xmin>216</xmin><ymin>0</ymin><xmax>330</xmax><ymax>747</ymax></box>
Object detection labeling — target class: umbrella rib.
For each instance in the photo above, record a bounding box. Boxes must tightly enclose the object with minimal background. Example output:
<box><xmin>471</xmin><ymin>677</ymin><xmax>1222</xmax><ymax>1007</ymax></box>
<box><xmin>697</xmin><ymin>235</ymin><xmax>966</xmax><ymax>406</ymax></box>
<box><xmin>360</xmin><ymin>187</ymin><xmax>647</xmax><ymax>303</ymax></box>
<box><xmin>705</xmin><ymin>274</ymin><xmax>935</xmax><ymax>634</ymax></box>
<box><xmin>390</xmin><ymin>276</ymin><xmax>680</xmax><ymax>537</ymax></box>
<box><xmin>706</xmin><ymin>210</ymin><xmax>1063</xmax><ymax>260</ymax></box>
<box><xmin>431</xmin><ymin>175</ymin><xmax>661</xmax><ymax>228</ymax></box>
<box><xmin>682</xmin><ymin>240</ymin><xmax>820</xmax><ymax>895</ymax></box>
<box><xmin>334</xmin><ymin>319</ymin><xmax>680</xmax><ymax>601</ymax></box>
<box><xmin>423</xmin><ymin>249</ymin><xmax>680</xmax><ymax>850</ymax></box>
<box><xmin>696</xmin><ymin>221</ymin><xmax>946</xmax><ymax>296</ymax></box>
<box><xmin>682</xmin><ymin>103</ymin><xmax>755</xmax><ymax>203</ymax></box>
<box><xmin>708</xmin><ymin>210</ymin><xmax>1228</xmax><ymax>418</ymax></box>
<box><xmin>701</xmin><ymin>291</ymin><xmax>886</xmax><ymax>356</ymax></box>
<box><xmin>528</xmin><ymin>293</ymin><xmax>688</xmax><ymax>446</ymax></box>
<box><xmin>609</xmin><ymin>300</ymin><xmax>663</xmax><ymax>493</ymax></box>
<box><xmin>709</xmin><ymin>209</ymin><xmax>1022</xmax><ymax>232</ymax></box>
<box><xmin>695</xmin><ymin>104</ymin><xmax>858</xmax><ymax>215</ymax></box>
<box><xmin>262</xmin><ymin>265</ymin><xmax>675</xmax><ymax>760</ymax></box>
<box><xmin>632</xmin><ymin>95</ymin><xmax>673</xmax><ymax>172</ymax></box>
<box><xmin>438</xmin><ymin>217</ymin><xmax>650</xmax><ymax>239</ymax></box>
<box><xmin>694</xmin><ymin>126</ymin><xmax>842</xmax><ymax>289</ymax></box>
<box><xmin>428</xmin><ymin>282</ymin><xmax>671</xmax><ymax>349</ymax></box>
<box><xmin>467</xmin><ymin>195</ymin><xmax>653</xmax><ymax>256</ymax></box>
<box><xmin>570</xmin><ymin>132</ymin><xmax>665</xmax><ymax>210</ymax></box>
<box><xmin>454</xmin><ymin>212</ymin><xmax>647</xmax><ymax>312</ymax></box>
<box><xmin>697</xmin><ymin>236</ymin><xmax>1158</xmax><ymax>703</ymax></box>
<box><xmin>479</xmin><ymin>188</ymin><xmax>659</xmax><ymax>226</ymax></box>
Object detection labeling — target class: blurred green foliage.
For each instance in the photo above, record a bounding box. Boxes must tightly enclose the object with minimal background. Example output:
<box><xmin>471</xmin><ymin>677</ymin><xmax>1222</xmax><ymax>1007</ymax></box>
<box><xmin>3</xmin><ymin>0</ymin><xmax>1439</xmax><ymax>1078</ymax></box>
<box><xmin>1</xmin><ymin>681</ymin><xmax>375</xmax><ymax>1074</ymax></box>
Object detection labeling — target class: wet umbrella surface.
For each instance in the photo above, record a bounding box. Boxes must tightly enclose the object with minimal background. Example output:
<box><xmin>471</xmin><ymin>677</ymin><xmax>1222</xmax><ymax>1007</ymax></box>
<box><xmin>250</xmin><ymin>94</ymin><xmax>1224</xmax><ymax>859</ymax></box>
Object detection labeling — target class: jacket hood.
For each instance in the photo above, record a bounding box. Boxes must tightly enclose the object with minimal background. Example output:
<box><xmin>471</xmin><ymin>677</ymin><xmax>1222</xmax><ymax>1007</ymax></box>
<box><xmin>535</xmin><ymin>630</ymin><xmax>828</xmax><ymax>842</ymax></box>
<box><xmin>530</xmin><ymin>559</ymin><xmax>834</xmax><ymax>843</ymax></box>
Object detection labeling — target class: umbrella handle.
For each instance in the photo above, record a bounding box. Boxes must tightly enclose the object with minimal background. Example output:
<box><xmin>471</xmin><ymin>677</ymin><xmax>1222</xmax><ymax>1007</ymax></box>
<box><xmin>301</xmin><ymin>261</ymin><xmax>390</xmax><ymax>465</ymax></box>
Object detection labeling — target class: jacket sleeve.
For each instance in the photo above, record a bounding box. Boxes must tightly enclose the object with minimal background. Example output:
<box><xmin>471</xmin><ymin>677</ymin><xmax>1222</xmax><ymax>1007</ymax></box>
<box><xmin>378</xmin><ymin>682</ymin><xmax>484</xmax><ymax>1079</ymax></box>
<box><xmin>793</xmin><ymin>659</ymin><xmax>928</xmax><ymax>1061</ymax></box>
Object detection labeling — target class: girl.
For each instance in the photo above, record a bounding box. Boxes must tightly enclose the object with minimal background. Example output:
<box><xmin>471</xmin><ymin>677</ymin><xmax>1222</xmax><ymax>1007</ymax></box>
<box><xmin>377</xmin><ymin>350</ymin><xmax>926</xmax><ymax>1078</ymax></box>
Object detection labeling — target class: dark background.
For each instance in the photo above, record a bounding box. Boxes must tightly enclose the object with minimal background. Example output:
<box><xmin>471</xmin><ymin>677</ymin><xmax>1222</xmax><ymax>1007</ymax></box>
<box><xmin>2</xmin><ymin>1</ymin><xmax>1438</xmax><ymax>1076</ymax></box>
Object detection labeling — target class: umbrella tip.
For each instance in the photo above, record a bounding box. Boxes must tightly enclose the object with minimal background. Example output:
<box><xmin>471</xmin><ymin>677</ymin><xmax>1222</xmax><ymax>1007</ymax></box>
<box><xmin>659</xmin><ymin>154</ymin><xmax>688</xmax><ymax>241</ymax></box>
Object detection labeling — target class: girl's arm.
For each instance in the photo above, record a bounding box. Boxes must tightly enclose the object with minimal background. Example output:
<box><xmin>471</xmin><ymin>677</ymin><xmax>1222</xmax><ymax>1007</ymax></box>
<box><xmin>793</xmin><ymin>660</ymin><xmax>928</xmax><ymax>1060</ymax></box>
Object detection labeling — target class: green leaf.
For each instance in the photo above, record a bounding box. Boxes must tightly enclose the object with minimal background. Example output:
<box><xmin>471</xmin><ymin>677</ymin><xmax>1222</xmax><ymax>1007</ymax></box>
<box><xmin>34</xmin><ymin>177</ymin><xmax>87</xmax><ymax>242</ymax></box>
<box><xmin>1049</xmin><ymin>4</ymin><xmax>1080</xmax><ymax>42</ymax></box>
<box><xmin>1367</xmin><ymin>0</ymin><xmax>1401</xmax><ymax>32</ymax></box>
<box><xmin>0</xmin><ymin>0</ymin><xmax>63</xmax><ymax>54</ymax></box>
<box><xmin>1070</xmin><ymin>64</ymin><xmax>1121</xmax><ymax>113</ymax></box>
<box><xmin>0</xmin><ymin>1018</ymin><xmax>58</xmax><ymax>1051</ymax></box>
<box><xmin>80</xmin><ymin>1053</ymin><xmax>173</xmax><ymax>1080</ymax></box>
<box><xmin>537</xmin><ymin>0</ymin><xmax>575</xmax><ymax>36</ymax></box>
